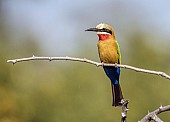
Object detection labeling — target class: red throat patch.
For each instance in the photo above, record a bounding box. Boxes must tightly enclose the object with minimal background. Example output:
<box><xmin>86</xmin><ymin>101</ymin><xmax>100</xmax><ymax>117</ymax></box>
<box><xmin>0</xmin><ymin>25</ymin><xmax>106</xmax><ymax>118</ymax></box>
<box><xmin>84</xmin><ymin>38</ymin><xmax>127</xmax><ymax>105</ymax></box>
<box><xmin>97</xmin><ymin>34</ymin><xmax>109</xmax><ymax>40</ymax></box>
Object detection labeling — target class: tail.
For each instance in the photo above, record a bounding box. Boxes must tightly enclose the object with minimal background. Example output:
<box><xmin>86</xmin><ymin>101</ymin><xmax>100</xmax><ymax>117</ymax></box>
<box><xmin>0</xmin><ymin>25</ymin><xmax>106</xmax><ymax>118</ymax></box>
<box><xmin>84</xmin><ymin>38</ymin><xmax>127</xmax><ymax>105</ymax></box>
<box><xmin>103</xmin><ymin>66</ymin><xmax>123</xmax><ymax>106</ymax></box>
<box><xmin>111</xmin><ymin>83</ymin><xmax>123</xmax><ymax>106</ymax></box>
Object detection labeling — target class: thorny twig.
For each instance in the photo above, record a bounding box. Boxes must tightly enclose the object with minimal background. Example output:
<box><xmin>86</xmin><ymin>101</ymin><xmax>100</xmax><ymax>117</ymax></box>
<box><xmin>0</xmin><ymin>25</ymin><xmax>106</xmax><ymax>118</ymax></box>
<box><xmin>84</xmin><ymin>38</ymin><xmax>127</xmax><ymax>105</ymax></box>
<box><xmin>139</xmin><ymin>105</ymin><xmax>170</xmax><ymax>122</ymax></box>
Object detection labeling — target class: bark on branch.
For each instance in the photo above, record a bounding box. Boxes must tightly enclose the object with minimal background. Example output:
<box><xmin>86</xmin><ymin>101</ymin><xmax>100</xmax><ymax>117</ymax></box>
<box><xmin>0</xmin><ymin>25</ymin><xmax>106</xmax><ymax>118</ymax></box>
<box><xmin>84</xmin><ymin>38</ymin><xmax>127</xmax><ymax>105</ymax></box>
<box><xmin>7</xmin><ymin>55</ymin><xmax>170</xmax><ymax>80</ymax></box>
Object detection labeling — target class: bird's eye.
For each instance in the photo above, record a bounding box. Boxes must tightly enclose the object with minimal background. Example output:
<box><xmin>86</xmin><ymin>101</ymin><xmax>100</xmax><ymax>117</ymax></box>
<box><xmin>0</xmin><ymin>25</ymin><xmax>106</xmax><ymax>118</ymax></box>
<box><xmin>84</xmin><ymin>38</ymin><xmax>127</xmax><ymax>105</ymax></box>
<box><xmin>100</xmin><ymin>28</ymin><xmax>107</xmax><ymax>32</ymax></box>
<box><xmin>100</xmin><ymin>28</ymin><xmax>112</xmax><ymax>35</ymax></box>
<box><xmin>102</xmin><ymin>28</ymin><xmax>106</xmax><ymax>31</ymax></box>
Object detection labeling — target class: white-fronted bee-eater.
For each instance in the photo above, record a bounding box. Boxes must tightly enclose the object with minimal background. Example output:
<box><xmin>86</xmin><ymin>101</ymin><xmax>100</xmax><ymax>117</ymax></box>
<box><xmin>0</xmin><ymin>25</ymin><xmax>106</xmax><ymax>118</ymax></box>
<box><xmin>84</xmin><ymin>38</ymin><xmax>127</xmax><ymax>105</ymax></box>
<box><xmin>85</xmin><ymin>23</ymin><xmax>123</xmax><ymax>106</ymax></box>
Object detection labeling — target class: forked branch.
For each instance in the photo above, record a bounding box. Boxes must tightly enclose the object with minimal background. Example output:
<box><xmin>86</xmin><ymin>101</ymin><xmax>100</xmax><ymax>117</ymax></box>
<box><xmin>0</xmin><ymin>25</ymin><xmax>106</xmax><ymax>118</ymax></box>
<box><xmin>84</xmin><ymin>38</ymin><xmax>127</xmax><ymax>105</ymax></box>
<box><xmin>139</xmin><ymin>105</ymin><xmax>170</xmax><ymax>122</ymax></box>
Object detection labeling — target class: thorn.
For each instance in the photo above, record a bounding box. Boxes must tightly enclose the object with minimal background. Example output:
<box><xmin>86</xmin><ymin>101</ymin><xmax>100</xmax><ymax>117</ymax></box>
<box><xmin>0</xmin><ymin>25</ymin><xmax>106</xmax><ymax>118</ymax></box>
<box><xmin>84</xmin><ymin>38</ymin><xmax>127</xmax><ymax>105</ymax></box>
<box><xmin>160</xmin><ymin>104</ymin><xmax>163</xmax><ymax>108</ymax></box>
<box><xmin>12</xmin><ymin>60</ymin><xmax>16</xmax><ymax>64</ymax></box>
<box><xmin>148</xmin><ymin>110</ymin><xmax>150</xmax><ymax>114</ymax></box>
<box><xmin>65</xmin><ymin>56</ymin><xmax>69</xmax><ymax>60</ymax></box>
<box><xmin>32</xmin><ymin>55</ymin><xmax>35</xmax><ymax>58</ymax></box>
<box><xmin>49</xmin><ymin>57</ymin><xmax>52</xmax><ymax>61</ymax></box>
<box><xmin>101</xmin><ymin>62</ymin><xmax>104</xmax><ymax>66</ymax></box>
<box><xmin>83</xmin><ymin>58</ymin><xmax>87</xmax><ymax>61</ymax></box>
<box><xmin>159</xmin><ymin>105</ymin><xmax>163</xmax><ymax>111</ymax></box>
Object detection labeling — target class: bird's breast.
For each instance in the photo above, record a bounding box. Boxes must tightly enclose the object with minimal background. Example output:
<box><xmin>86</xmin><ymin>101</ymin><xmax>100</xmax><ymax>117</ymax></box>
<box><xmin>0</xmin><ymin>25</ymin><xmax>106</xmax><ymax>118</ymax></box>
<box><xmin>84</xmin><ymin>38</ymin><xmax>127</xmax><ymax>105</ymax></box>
<box><xmin>97</xmin><ymin>40</ymin><xmax>118</xmax><ymax>63</ymax></box>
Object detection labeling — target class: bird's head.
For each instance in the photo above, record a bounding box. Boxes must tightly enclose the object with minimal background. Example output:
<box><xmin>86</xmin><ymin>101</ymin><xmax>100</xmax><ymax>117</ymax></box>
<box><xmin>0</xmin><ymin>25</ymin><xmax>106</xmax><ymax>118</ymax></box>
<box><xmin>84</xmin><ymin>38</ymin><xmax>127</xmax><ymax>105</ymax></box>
<box><xmin>85</xmin><ymin>23</ymin><xmax>115</xmax><ymax>40</ymax></box>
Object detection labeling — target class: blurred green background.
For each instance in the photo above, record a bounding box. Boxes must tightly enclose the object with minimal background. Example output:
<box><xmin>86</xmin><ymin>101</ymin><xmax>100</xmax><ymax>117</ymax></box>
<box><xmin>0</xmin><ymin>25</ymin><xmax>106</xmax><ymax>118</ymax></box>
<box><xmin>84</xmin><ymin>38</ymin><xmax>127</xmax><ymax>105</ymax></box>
<box><xmin>0</xmin><ymin>0</ymin><xmax>170</xmax><ymax>122</ymax></box>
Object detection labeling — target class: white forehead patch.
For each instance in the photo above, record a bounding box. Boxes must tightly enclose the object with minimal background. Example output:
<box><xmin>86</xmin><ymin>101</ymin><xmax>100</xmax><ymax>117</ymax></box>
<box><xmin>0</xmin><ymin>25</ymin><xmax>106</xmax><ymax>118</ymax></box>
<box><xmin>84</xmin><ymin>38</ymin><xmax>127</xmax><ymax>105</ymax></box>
<box><xmin>96</xmin><ymin>23</ymin><xmax>111</xmax><ymax>35</ymax></box>
<box><xmin>96</xmin><ymin>23</ymin><xmax>105</xmax><ymax>29</ymax></box>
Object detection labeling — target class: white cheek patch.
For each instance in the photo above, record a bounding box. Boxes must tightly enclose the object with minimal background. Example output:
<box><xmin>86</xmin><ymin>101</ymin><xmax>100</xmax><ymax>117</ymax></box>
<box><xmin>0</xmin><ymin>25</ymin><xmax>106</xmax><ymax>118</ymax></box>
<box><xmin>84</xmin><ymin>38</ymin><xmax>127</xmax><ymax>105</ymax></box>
<box><xmin>97</xmin><ymin>32</ymin><xmax>111</xmax><ymax>35</ymax></box>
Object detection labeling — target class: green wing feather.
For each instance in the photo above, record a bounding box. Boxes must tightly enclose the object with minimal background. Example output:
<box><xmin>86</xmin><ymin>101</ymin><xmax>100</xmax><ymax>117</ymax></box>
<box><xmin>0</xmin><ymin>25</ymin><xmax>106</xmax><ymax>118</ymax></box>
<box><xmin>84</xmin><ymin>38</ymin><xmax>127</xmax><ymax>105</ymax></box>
<box><xmin>115</xmin><ymin>40</ymin><xmax>121</xmax><ymax>64</ymax></box>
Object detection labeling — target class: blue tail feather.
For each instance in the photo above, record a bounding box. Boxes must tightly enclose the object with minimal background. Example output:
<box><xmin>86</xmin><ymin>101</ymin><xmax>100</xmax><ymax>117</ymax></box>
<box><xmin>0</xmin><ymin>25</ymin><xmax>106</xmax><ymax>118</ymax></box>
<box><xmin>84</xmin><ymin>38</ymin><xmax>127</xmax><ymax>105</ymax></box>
<box><xmin>103</xmin><ymin>66</ymin><xmax>120</xmax><ymax>84</ymax></box>
<box><xmin>103</xmin><ymin>66</ymin><xmax>123</xmax><ymax>106</ymax></box>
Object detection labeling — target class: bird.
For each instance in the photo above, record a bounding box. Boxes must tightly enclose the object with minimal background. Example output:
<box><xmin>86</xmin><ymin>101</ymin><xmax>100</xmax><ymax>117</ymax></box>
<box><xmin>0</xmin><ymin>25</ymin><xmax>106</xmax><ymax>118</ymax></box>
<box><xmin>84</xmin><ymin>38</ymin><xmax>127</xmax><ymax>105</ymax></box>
<box><xmin>85</xmin><ymin>23</ymin><xmax>123</xmax><ymax>106</ymax></box>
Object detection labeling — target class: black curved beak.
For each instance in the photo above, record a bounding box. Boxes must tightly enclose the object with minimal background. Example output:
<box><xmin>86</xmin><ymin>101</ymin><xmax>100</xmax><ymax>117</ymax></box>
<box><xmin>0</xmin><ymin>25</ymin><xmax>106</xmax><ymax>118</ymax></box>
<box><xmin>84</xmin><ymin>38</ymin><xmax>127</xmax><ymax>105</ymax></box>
<box><xmin>85</xmin><ymin>28</ymin><xmax>99</xmax><ymax>32</ymax></box>
<box><xmin>85</xmin><ymin>27</ymin><xmax>112</xmax><ymax>35</ymax></box>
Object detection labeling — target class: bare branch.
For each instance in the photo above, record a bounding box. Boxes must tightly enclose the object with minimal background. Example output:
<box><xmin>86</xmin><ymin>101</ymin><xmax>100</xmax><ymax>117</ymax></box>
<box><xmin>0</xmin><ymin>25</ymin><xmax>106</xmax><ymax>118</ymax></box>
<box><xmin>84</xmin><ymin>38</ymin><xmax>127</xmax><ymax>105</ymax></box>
<box><xmin>7</xmin><ymin>56</ymin><xmax>170</xmax><ymax>80</ymax></box>
<box><xmin>139</xmin><ymin>105</ymin><xmax>170</xmax><ymax>122</ymax></box>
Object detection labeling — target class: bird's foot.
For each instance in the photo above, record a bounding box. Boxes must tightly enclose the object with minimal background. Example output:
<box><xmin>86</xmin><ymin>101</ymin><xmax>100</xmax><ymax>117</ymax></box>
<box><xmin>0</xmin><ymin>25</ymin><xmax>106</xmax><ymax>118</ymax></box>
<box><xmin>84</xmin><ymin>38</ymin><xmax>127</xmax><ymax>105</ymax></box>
<box><xmin>114</xmin><ymin>63</ymin><xmax>118</xmax><ymax>68</ymax></box>
<box><xmin>101</xmin><ymin>62</ymin><xmax>104</xmax><ymax>66</ymax></box>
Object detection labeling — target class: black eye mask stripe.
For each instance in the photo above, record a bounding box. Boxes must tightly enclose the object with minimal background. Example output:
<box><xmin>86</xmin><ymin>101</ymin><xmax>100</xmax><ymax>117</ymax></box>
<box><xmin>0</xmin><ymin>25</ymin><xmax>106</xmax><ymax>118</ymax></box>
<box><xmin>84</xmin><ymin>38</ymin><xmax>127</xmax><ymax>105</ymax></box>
<box><xmin>99</xmin><ymin>28</ymin><xmax>112</xmax><ymax>35</ymax></box>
